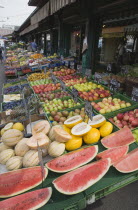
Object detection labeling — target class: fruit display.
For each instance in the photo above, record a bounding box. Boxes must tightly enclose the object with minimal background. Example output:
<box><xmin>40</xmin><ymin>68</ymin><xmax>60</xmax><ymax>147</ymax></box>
<box><xmin>28</xmin><ymin>72</ymin><xmax>50</xmax><ymax>81</ymax></box>
<box><xmin>38</xmin><ymin>91</ymin><xmax>70</xmax><ymax>102</ymax></box>
<box><xmin>53</xmin><ymin>68</ymin><xmax>75</xmax><ymax>76</ymax></box>
<box><xmin>96</xmin><ymin>145</ymin><xmax>128</xmax><ymax>165</ymax></box>
<box><xmin>50</xmin><ymin>108</ymin><xmax>88</xmax><ymax>126</ymax></box>
<box><xmin>64</xmin><ymin>77</ymin><xmax>87</xmax><ymax>86</ymax></box>
<box><xmin>33</xmin><ymin>83</ymin><xmax>61</xmax><ymax>93</ymax></box>
<box><xmin>48</xmin><ymin>141</ymin><xmax>65</xmax><ymax>157</ymax></box>
<box><xmin>53</xmin><ymin>158</ymin><xmax>111</xmax><ymax>195</ymax></box>
<box><xmin>0</xmin><ymin>188</ymin><xmax>52</xmax><ymax>210</ymax></box>
<box><xmin>114</xmin><ymin>148</ymin><xmax>138</xmax><ymax>173</ymax></box>
<box><xmin>43</xmin><ymin>99</ymin><xmax>81</xmax><ymax>114</ymax></box>
<box><xmin>92</xmin><ymin>97</ymin><xmax>132</xmax><ymax>114</ymax></box>
<box><xmin>5</xmin><ymin>70</ymin><xmax>16</xmax><ymax>76</ymax></box>
<box><xmin>109</xmin><ymin>109</ymin><xmax>138</xmax><ymax>129</ymax></box>
<box><xmin>3</xmin><ymin>85</ymin><xmax>21</xmax><ymax>94</ymax></box>
<box><xmin>46</xmin><ymin>145</ymin><xmax>98</xmax><ymax>173</ymax></box>
<box><xmin>0</xmin><ymin>166</ymin><xmax>48</xmax><ymax>198</ymax></box>
<box><xmin>2</xmin><ymin>100</ymin><xmax>24</xmax><ymax>111</ymax></box>
<box><xmin>58</xmin><ymin>74</ymin><xmax>80</xmax><ymax>81</ymax></box>
<box><xmin>29</xmin><ymin>78</ymin><xmax>52</xmax><ymax>86</ymax></box>
<box><xmin>71</xmin><ymin>82</ymin><xmax>101</xmax><ymax>91</ymax></box>
<box><xmin>101</xmin><ymin>127</ymin><xmax>135</xmax><ymax>148</ymax></box>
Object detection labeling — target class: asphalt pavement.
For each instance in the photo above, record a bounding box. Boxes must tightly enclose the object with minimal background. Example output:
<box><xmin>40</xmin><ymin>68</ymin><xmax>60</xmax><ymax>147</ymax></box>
<box><xmin>0</xmin><ymin>64</ymin><xmax>138</xmax><ymax>210</ymax></box>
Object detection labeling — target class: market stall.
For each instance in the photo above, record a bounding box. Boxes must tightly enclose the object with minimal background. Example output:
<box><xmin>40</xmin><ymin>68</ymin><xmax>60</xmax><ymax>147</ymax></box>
<box><xmin>0</xmin><ymin>47</ymin><xmax>138</xmax><ymax>209</ymax></box>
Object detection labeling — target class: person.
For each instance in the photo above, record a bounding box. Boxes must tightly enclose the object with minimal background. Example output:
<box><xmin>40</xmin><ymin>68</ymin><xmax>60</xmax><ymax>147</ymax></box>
<box><xmin>116</xmin><ymin>39</ymin><xmax>127</xmax><ymax>65</ymax></box>
<box><xmin>0</xmin><ymin>46</ymin><xmax>3</xmax><ymax>64</ymax></box>
<box><xmin>31</xmin><ymin>41</ymin><xmax>37</xmax><ymax>52</ymax></box>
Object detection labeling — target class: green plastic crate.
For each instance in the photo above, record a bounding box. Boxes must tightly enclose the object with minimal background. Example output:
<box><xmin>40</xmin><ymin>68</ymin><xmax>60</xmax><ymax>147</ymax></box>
<box><xmin>93</xmin><ymin>93</ymin><xmax>137</xmax><ymax>118</ymax></box>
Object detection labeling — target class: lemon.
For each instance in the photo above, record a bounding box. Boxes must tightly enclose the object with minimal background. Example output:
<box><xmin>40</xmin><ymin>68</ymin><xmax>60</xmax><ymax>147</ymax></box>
<box><xmin>13</xmin><ymin>123</ymin><xmax>24</xmax><ymax>132</ymax></box>
<box><xmin>99</xmin><ymin>122</ymin><xmax>113</xmax><ymax>137</ymax></box>
<box><xmin>65</xmin><ymin>135</ymin><xmax>82</xmax><ymax>151</ymax></box>
<box><xmin>83</xmin><ymin>128</ymin><xmax>100</xmax><ymax>144</ymax></box>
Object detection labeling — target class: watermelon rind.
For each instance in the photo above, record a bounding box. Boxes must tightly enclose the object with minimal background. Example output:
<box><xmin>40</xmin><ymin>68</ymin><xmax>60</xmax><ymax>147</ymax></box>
<box><xmin>0</xmin><ymin>166</ymin><xmax>48</xmax><ymax>198</ymax></box>
<box><xmin>0</xmin><ymin>187</ymin><xmax>52</xmax><ymax>210</ymax></box>
<box><xmin>114</xmin><ymin>148</ymin><xmax>138</xmax><ymax>173</ymax></box>
<box><xmin>46</xmin><ymin>145</ymin><xmax>98</xmax><ymax>173</ymax></box>
<box><xmin>96</xmin><ymin>145</ymin><xmax>129</xmax><ymax>165</ymax></box>
<box><xmin>53</xmin><ymin>158</ymin><xmax>111</xmax><ymax>195</ymax></box>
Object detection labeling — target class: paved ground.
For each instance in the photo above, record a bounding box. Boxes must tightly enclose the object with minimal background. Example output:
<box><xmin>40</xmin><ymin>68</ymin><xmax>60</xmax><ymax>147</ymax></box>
<box><xmin>0</xmin><ymin>64</ymin><xmax>138</xmax><ymax>209</ymax></box>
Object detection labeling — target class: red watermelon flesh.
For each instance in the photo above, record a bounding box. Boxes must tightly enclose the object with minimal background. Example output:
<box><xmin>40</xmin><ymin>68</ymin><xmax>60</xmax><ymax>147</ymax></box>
<box><xmin>114</xmin><ymin>148</ymin><xmax>138</xmax><ymax>173</ymax></box>
<box><xmin>0</xmin><ymin>187</ymin><xmax>52</xmax><ymax>210</ymax></box>
<box><xmin>53</xmin><ymin>158</ymin><xmax>111</xmax><ymax>195</ymax></box>
<box><xmin>0</xmin><ymin>166</ymin><xmax>48</xmax><ymax>198</ymax></box>
<box><xmin>46</xmin><ymin>145</ymin><xmax>98</xmax><ymax>173</ymax></box>
<box><xmin>96</xmin><ymin>145</ymin><xmax>129</xmax><ymax>165</ymax></box>
<box><xmin>101</xmin><ymin>127</ymin><xmax>135</xmax><ymax>148</ymax></box>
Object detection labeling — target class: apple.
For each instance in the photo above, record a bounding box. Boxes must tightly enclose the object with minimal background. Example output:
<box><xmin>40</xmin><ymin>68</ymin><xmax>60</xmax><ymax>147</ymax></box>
<box><xmin>99</xmin><ymin>109</ymin><xmax>106</xmax><ymax>114</ymax></box>
<box><xmin>120</xmin><ymin>103</ymin><xmax>126</xmax><ymax>108</ymax></box>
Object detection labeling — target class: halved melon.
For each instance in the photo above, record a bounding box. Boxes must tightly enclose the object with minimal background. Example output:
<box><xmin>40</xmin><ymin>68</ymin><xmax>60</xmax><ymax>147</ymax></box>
<box><xmin>71</xmin><ymin>122</ymin><xmax>91</xmax><ymax>136</ymax></box>
<box><xmin>54</xmin><ymin>127</ymin><xmax>72</xmax><ymax>143</ymax></box>
<box><xmin>4</xmin><ymin>123</ymin><xmax>13</xmax><ymax>131</ymax></box>
<box><xmin>32</xmin><ymin>120</ymin><xmax>50</xmax><ymax>135</ymax></box>
<box><xmin>26</xmin><ymin>133</ymin><xmax>50</xmax><ymax>149</ymax></box>
<box><xmin>88</xmin><ymin>114</ymin><xmax>106</xmax><ymax>128</ymax></box>
<box><xmin>64</xmin><ymin>115</ymin><xmax>82</xmax><ymax>128</ymax></box>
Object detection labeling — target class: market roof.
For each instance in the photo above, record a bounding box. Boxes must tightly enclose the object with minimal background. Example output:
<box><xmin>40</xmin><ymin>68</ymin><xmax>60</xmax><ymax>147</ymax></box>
<box><xmin>124</xmin><ymin>23</ymin><xmax>138</xmax><ymax>32</ymax></box>
<box><xmin>28</xmin><ymin>0</ymin><xmax>49</xmax><ymax>7</ymax></box>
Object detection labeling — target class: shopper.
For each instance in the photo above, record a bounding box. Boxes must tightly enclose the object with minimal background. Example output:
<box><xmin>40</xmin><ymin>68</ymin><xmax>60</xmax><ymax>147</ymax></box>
<box><xmin>117</xmin><ymin>39</ymin><xmax>127</xmax><ymax>65</ymax></box>
<box><xmin>31</xmin><ymin>41</ymin><xmax>37</xmax><ymax>52</ymax></box>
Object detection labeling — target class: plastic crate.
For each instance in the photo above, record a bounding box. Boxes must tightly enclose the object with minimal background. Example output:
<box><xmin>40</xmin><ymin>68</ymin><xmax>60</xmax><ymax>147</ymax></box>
<box><xmin>93</xmin><ymin>93</ymin><xmax>137</xmax><ymax>118</ymax></box>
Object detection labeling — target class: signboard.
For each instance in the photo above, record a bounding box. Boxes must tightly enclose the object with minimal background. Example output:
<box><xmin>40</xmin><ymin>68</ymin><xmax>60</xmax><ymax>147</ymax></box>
<box><xmin>94</xmin><ymin>73</ymin><xmax>102</xmax><ymax>84</ymax></box>
<box><xmin>132</xmin><ymin>87</ymin><xmax>138</xmax><ymax>102</ymax></box>
<box><xmin>69</xmin><ymin>87</ymin><xmax>79</xmax><ymax>103</ymax></box>
<box><xmin>59</xmin><ymin>80</ymin><xmax>66</xmax><ymax>91</ymax></box>
<box><xmin>77</xmin><ymin>65</ymin><xmax>82</xmax><ymax>74</ymax></box>
<box><xmin>110</xmin><ymin>79</ymin><xmax>120</xmax><ymax>92</ymax></box>
<box><xmin>85</xmin><ymin>69</ymin><xmax>92</xmax><ymax>78</ymax></box>
<box><xmin>70</xmin><ymin>61</ymin><xmax>75</xmax><ymax>69</ymax></box>
<box><xmin>85</xmin><ymin>101</ymin><xmax>93</xmax><ymax>121</ymax></box>
<box><xmin>51</xmin><ymin>74</ymin><xmax>57</xmax><ymax>84</ymax></box>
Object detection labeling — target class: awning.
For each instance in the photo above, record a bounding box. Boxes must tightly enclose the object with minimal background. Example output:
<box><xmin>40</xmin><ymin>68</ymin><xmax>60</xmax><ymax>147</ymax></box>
<box><xmin>50</xmin><ymin>0</ymin><xmax>76</xmax><ymax>15</ymax></box>
<box><xmin>124</xmin><ymin>24</ymin><xmax>138</xmax><ymax>32</ymax></box>
<box><xmin>19</xmin><ymin>23</ymin><xmax>39</xmax><ymax>36</ymax></box>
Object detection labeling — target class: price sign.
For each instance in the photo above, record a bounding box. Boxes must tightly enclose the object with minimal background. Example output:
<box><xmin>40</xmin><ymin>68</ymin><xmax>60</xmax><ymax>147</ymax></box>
<box><xmin>51</xmin><ymin>74</ymin><xmax>57</xmax><ymax>84</ymax></box>
<box><xmin>94</xmin><ymin>73</ymin><xmax>102</xmax><ymax>84</ymax></box>
<box><xmin>70</xmin><ymin>61</ymin><xmax>75</xmax><ymax>69</ymax></box>
<box><xmin>44</xmin><ymin>67</ymin><xmax>47</xmax><ymax>74</ymax></box>
<box><xmin>60</xmin><ymin>80</ymin><xmax>66</xmax><ymax>91</ymax></box>
<box><xmin>85</xmin><ymin>69</ymin><xmax>92</xmax><ymax>78</ymax></box>
<box><xmin>50</xmin><ymin>69</ymin><xmax>53</xmax><ymax>74</ymax></box>
<box><xmin>77</xmin><ymin>65</ymin><xmax>82</xmax><ymax>74</ymax></box>
<box><xmin>131</xmin><ymin>87</ymin><xmax>138</xmax><ymax>102</ymax></box>
<box><xmin>107</xmin><ymin>64</ymin><xmax>112</xmax><ymax>73</ymax></box>
<box><xmin>110</xmin><ymin>79</ymin><xmax>120</xmax><ymax>92</ymax></box>
<box><xmin>121</xmin><ymin>66</ymin><xmax>129</xmax><ymax>74</ymax></box>
<box><xmin>85</xmin><ymin>101</ymin><xmax>93</xmax><ymax>121</ymax></box>
<box><xmin>65</xmin><ymin>61</ymin><xmax>69</xmax><ymax>67</ymax></box>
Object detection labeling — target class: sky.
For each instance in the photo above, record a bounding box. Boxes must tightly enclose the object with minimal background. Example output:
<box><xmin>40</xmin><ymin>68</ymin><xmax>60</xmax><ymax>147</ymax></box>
<box><xmin>0</xmin><ymin>0</ymin><xmax>36</xmax><ymax>27</ymax></box>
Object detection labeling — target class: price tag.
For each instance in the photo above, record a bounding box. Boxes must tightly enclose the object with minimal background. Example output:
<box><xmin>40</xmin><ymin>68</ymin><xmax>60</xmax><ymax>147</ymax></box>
<box><xmin>94</xmin><ymin>73</ymin><xmax>102</xmax><ymax>84</ymax></box>
<box><xmin>110</xmin><ymin>79</ymin><xmax>120</xmax><ymax>92</ymax></box>
<box><xmin>85</xmin><ymin>69</ymin><xmax>92</xmax><ymax>78</ymax></box>
<box><xmin>65</xmin><ymin>61</ymin><xmax>69</xmax><ymax>67</ymax></box>
<box><xmin>51</xmin><ymin>74</ymin><xmax>57</xmax><ymax>84</ymax></box>
<box><xmin>121</xmin><ymin>66</ymin><xmax>129</xmax><ymax>74</ymax></box>
<box><xmin>44</xmin><ymin>67</ymin><xmax>47</xmax><ymax>74</ymax></box>
<box><xmin>77</xmin><ymin>65</ymin><xmax>82</xmax><ymax>74</ymax></box>
<box><xmin>85</xmin><ymin>101</ymin><xmax>93</xmax><ymax>121</ymax></box>
<box><xmin>131</xmin><ymin>87</ymin><xmax>138</xmax><ymax>102</ymax></box>
<box><xmin>107</xmin><ymin>64</ymin><xmax>112</xmax><ymax>72</ymax></box>
<box><xmin>60</xmin><ymin>80</ymin><xmax>66</xmax><ymax>91</ymax></box>
<box><xmin>70</xmin><ymin>61</ymin><xmax>75</xmax><ymax>69</ymax></box>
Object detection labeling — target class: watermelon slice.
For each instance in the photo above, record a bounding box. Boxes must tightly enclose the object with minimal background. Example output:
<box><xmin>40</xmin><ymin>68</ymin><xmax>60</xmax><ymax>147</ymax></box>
<box><xmin>0</xmin><ymin>187</ymin><xmax>52</xmax><ymax>210</ymax></box>
<box><xmin>96</xmin><ymin>145</ymin><xmax>129</xmax><ymax>165</ymax></box>
<box><xmin>101</xmin><ymin>127</ymin><xmax>135</xmax><ymax>148</ymax></box>
<box><xmin>114</xmin><ymin>148</ymin><xmax>138</xmax><ymax>173</ymax></box>
<box><xmin>46</xmin><ymin>145</ymin><xmax>98</xmax><ymax>173</ymax></box>
<box><xmin>53</xmin><ymin>158</ymin><xmax>111</xmax><ymax>195</ymax></box>
<box><xmin>0</xmin><ymin>166</ymin><xmax>48</xmax><ymax>198</ymax></box>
